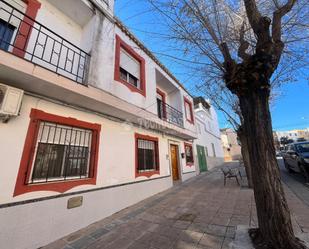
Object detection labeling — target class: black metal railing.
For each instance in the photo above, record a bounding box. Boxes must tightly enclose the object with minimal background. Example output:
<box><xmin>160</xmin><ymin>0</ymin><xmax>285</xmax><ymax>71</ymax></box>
<box><xmin>157</xmin><ymin>99</ymin><xmax>184</xmax><ymax>127</ymax></box>
<box><xmin>0</xmin><ymin>0</ymin><xmax>90</xmax><ymax>84</ymax></box>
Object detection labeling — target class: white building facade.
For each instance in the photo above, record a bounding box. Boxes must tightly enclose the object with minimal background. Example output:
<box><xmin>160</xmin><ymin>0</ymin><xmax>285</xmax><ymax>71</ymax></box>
<box><xmin>193</xmin><ymin>97</ymin><xmax>224</xmax><ymax>172</ymax></box>
<box><xmin>220</xmin><ymin>128</ymin><xmax>242</xmax><ymax>161</ymax></box>
<box><xmin>0</xmin><ymin>1</ymin><xmax>198</xmax><ymax>248</ymax></box>
<box><xmin>276</xmin><ymin>128</ymin><xmax>309</xmax><ymax>143</ymax></box>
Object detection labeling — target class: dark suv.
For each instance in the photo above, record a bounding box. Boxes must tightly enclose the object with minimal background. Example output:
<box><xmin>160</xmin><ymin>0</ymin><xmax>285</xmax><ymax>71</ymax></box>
<box><xmin>283</xmin><ymin>142</ymin><xmax>309</xmax><ymax>181</ymax></box>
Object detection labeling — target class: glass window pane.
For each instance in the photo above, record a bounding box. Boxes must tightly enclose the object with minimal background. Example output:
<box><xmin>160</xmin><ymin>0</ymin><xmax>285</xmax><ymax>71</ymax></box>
<box><xmin>137</xmin><ymin>139</ymin><xmax>157</xmax><ymax>172</ymax></box>
<box><xmin>0</xmin><ymin>19</ymin><xmax>15</xmax><ymax>51</ymax></box>
<box><xmin>31</xmin><ymin>121</ymin><xmax>92</xmax><ymax>183</ymax></box>
<box><xmin>185</xmin><ymin>102</ymin><xmax>192</xmax><ymax>120</ymax></box>
<box><xmin>32</xmin><ymin>143</ymin><xmax>65</xmax><ymax>180</ymax></box>
<box><xmin>120</xmin><ymin>48</ymin><xmax>140</xmax><ymax>79</ymax></box>
<box><xmin>185</xmin><ymin>145</ymin><xmax>193</xmax><ymax>163</ymax></box>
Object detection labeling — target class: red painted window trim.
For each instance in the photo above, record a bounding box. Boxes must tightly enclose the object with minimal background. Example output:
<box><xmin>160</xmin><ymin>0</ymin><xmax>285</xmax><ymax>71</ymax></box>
<box><xmin>13</xmin><ymin>0</ymin><xmax>41</xmax><ymax>58</ymax></box>
<box><xmin>114</xmin><ymin>35</ymin><xmax>146</xmax><ymax>97</ymax></box>
<box><xmin>13</xmin><ymin>108</ymin><xmax>101</xmax><ymax>197</ymax></box>
<box><xmin>156</xmin><ymin>88</ymin><xmax>167</xmax><ymax>119</ymax></box>
<box><xmin>184</xmin><ymin>142</ymin><xmax>194</xmax><ymax>167</ymax></box>
<box><xmin>135</xmin><ymin>133</ymin><xmax>160</xmax><ymax>178</ymax></box>
<box><xmin>184</xmin><ymin>97</ymin><xmax>194</xmax><ymax>124</ymax></box>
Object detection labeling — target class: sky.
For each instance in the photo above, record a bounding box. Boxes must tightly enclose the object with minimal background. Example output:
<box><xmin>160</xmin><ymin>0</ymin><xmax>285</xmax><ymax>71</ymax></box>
<box><xmin>114</xmin><ymin>0</ymin><xmax>309</xmax><ymax>132</ymax></box>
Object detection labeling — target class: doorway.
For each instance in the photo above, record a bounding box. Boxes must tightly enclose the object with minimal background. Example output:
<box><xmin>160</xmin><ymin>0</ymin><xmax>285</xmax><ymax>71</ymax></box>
<box><xmin>170</xmin><ymin>144</ymin><xmax>180</xmax><ymax>181</ymax></box>
<box><xmin>197</xmin><ymin>145</ymin><xmax>208</xmax><ymax>172</ymax></box>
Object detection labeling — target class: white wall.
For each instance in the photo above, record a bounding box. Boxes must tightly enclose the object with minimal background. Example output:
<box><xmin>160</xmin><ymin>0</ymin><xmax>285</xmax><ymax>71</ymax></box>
<box><xmin>0</xmin><ymin>94</ymin><xmax>198</xmax><ymax>248</ymax></box>
<box><xmin>0</xmin><ymin>176</ymin><xmax>172</xmax><ymax>249</ymax></box>
<box><xmin>194</xmin><ymin>103</ymin><xmax>224</xmax><ymax>170</ymax></box>
<box><xmin>2</xmin><ymin>0</ymin><xmax>196</xmax><ymax>134</ymax></box>
<box><xmin>88</xmin><ymin>23</ymin><xmax>196</xmax><ymax>134</ymax></box>
<box><xmin>0</xmin><ymin>95</ymin><xmax>179</xmax><ymax>204</ymax></box>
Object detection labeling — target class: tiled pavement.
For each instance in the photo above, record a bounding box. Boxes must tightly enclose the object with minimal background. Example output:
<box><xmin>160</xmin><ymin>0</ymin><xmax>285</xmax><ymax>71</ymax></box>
<box><xmin>42</xmin><ymin>164</ymin><xmax>309</xmax><ymax>249</ymax></box>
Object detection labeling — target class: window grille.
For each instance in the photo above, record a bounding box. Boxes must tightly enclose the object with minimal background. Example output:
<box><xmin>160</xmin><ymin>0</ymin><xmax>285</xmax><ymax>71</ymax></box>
<box><xmin>137</xmin><ymin>138</ymin><xmax>158</xmax><ymax>172</ymax></box>
<box><xmin>29</xmin><ymin>121</ymin><xmax>93</xmax><ymax>183</ymax></box>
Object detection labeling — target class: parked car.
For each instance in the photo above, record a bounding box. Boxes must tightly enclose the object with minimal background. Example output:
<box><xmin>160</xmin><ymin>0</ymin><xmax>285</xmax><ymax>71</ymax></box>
<box><xmin>283</xmin><ymin>142</ymin><xmax>309</xmax><ymax>181</ymax></box>
<box><xmin>276</xmin><ymin>151</ymin><xmax>282</xmax><ymax>157</ymax></box>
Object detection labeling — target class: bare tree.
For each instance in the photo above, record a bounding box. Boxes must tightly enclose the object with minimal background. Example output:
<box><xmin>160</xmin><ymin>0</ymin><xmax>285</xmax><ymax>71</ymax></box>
<box><xmin>145</xmin><ymin>0</ymin><xmax>309</xmax><ymax>248</ymax></box>
<box><xmin>195</xmin><ymin>81</ymin><xmax>254</xmax><ymax>187</ymax></box>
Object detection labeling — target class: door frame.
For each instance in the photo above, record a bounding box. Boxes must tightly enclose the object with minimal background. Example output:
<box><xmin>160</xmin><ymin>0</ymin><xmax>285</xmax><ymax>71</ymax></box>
<box><xmin>168</xmin><ymin>140</ymin><xmax>182</xmax><ymax>182</ymax></box>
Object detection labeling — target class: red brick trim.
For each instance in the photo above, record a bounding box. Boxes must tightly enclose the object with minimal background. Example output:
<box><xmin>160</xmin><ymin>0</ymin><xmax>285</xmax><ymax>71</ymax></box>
<box><xmin>13</xmin><ymin>0</ymin><xmax>41</xmax><ymax>58</ymax></box>
<box><xmin>135</xmin><ymin>133</ymin><xmax>160</xmax><ymax>178</ymax></box>
<box><xmin>13</xmin><ymin>108</ymin><xmax>101</xmax><ymax>197</ymax></box>
<box><xmin>156</xmin><ymin>88</ymin><xmax>167</xmax><ymax>119</ymax></box>
<box><xmin>114</xmin><ymin>35</ymin><xmax>146</xmax><ymax>97</ymax></box>
<box><xmin>184</xmin><ymin>142</ymin><xmax>194</xmax><ymax>167</ymax></box>
<box><xmin>184</xmin><ymin>97</ymin><xmax>194</xmax><ymax>124</ymax></box>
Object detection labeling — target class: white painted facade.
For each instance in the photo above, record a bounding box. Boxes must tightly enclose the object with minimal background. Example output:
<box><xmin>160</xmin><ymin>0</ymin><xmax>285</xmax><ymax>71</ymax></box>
<box><xmin>0</xmin><ymin>0</ymin><xmax>197</xmax><ymax>248</ymax></box>
<box><xmin>276</xmin><ymin>128</ymin><xmax>309</xmax><ymax>142</ymax></box>
<box><xmin>193</xmin><ymin>98</ymin><xmax>224</xmax><ymax>171</ymax></box>
<box><xmin>220</xmin><ymin>128</ymin><xmax>242</xmax><ymax>161</ymax></box>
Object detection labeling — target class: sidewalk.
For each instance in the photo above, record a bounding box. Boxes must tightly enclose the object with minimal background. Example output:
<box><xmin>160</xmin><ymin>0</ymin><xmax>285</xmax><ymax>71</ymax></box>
<box><xmin>43</xmin><ymin>164</ymin><xmax>309</xmax><ymax>249</ymax></box>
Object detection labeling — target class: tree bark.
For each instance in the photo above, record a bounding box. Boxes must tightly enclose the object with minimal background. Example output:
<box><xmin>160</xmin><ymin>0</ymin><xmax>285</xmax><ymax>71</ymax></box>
<box><xmin>238</xmin><ymin>129</ymin><xmax>253</xmax><ymax>188</ymax></box>
<box><xmin>239</xmin><ymin>87</ymin><xmax>306</xmax><ymax>249</ymax></box>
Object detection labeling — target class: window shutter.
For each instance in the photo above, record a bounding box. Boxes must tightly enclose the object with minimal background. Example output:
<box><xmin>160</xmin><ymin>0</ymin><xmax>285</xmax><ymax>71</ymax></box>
<box><xmin>185</xmin><ymin>102</ymin><xmax>191</xmax><ymax>120</ymax></box>
<box><xmin>120</xmin><ymin>48</ymin><xmax>140</xmax><ymax>79</ymax></box>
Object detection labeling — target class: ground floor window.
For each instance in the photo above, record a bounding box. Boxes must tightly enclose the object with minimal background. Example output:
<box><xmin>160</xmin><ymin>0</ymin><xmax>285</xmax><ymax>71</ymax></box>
<box><xmin>135</xmin><ymin>133</ymin><xmax>159</xmax><ymax>177</ymax></box>
<box><xmin>14</xmin><ymin>109</ymin><xmax>101</xmax><ymax>196</ymax></box>
<box><xmin>31</xmin><ymin>122</ymin><xmax>92</xmax><ymax>183</ymax></box>
<box><xmin>184</xmin><ymin>143</ymin><xmax>194</xmax><ymax>165</ymax></box>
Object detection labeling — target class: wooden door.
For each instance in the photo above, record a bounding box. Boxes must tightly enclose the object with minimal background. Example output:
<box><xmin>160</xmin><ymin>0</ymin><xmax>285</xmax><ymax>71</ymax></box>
<box><xmin>197</xmin><ymin>145</ymin><xmax>207</xmax><ymax>172</ymax></box>
<box><xmin>170</xmin><ymin>144</ymin><xmax>180</xmax><ymax>181</ymax></box>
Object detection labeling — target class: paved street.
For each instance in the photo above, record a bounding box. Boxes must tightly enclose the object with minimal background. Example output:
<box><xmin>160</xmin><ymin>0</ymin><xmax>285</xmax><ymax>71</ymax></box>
<box><xmin>278</xmin><ymin>158</ymin><xmax>309</xmax><ymax>207</ymax></box>
<box><xmin>43</xmin><ymin>163</ymin><xmax>309</xmax><ymax>249</ymax></box>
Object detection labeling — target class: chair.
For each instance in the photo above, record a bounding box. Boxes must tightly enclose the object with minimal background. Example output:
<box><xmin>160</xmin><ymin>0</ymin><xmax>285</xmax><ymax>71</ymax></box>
<box><xmin>221</xmin><ymin>167</ymin><xmax>240</xmax><ymax>186</ymax></box>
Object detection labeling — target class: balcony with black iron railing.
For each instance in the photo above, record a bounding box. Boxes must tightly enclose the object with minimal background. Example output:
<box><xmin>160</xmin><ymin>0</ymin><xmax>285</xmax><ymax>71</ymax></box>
<box><xmin>0</xmin><ymin>0</ymin><xmax>90</xmax><ymax>84</ymax></box>
<box><xmin>157</xmin><ymin>99</ymin><xmax>184</xmax><ymax>128</ymax></box>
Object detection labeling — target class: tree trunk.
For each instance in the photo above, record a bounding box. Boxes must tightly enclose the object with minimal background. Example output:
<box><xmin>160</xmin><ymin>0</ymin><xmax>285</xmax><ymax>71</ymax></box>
<box><xmin>238</xmin><ymin>130</ymin><xmax>253</xmax><ymax>188</ymax></box>
<box><xmin>239</xmin><ymin>88</ymin><xmax>306</xmax><ymax>249</ymax></box>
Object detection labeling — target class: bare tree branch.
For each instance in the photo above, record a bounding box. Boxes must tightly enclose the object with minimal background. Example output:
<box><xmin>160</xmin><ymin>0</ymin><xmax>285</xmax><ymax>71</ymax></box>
<box><xmin>272</xmin><ymin>0</ymin><xmax>297</xmax><ymax>42</ymax></box>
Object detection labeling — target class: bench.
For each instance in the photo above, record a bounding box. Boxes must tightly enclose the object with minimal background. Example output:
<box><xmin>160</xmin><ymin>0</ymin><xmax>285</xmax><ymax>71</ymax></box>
<box><xmin>221</xmin><ymin>167</ymin><xmax>242</xmax><ymax>186</ymax></box>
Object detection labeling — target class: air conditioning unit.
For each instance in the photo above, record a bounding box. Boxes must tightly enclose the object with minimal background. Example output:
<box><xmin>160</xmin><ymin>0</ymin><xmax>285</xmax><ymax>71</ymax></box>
<box><xmin>0</xmin><ymin>83</ymin><xmax>24</xmax><ymax>118</ymax></box>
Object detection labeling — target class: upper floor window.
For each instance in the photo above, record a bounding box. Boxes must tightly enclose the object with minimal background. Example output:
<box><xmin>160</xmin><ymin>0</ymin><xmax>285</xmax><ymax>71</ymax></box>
<box><xmin>135</xmin><ymin>133</ymin><xmax>160</xmax><ymax>177</ymax></box>
<box><xmin>184</xmin><ymin>97</ymin><xmax>194</xmax><ymax>124</ymax></box>
<box><xmin>14</xmin><ymin>109</ymin><xmax>101</xmax><ymax>196</ymax></box>
<box><xmin>115</xmin><ymin>35</ymin><xmax>146</xmax><ymax>97</ymax></box>
<box><xmin>120</xmin><ymin>48</ymin><xmax>141</xmax><ymax>88</ymax></box>
<box><xmin>0</xmin><ymin>19</ymin><xmax>15</xmax><ymax>51</ymax></box>
<box><xmin>156</xmin><ymin>88</ymin><xmax>166</xmax><ymax>120</ymax></box>
<box><xmin>184</xmin><ymin>143</ymin><xmax>194</xmax><ymax>166</ymax></box>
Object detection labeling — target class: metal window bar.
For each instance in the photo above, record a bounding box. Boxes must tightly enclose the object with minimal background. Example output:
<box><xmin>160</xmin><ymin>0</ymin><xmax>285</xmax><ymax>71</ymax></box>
<box><xmin>137</xmin><ymin>139</ymin><xmax>158</xmax><ymax>172</ymax></box>
<box><xmin>157</xmin><ymin>99</ymin><xmax>184</xmax><ymax>128</ymax></box>
<box><xmin>0</xmin><ymin>0</ymin><xmax>90</xmax><ymax>84</ymax></box>
<box><xmin>30</xmin><ymin>121</ymin><xmax>92</xmax><ymax>184</ymax></box>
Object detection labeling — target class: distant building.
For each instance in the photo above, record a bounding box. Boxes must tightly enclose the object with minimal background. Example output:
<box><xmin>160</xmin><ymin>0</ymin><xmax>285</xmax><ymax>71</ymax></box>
<box><xmin>193</xmin><ymin>97</ymin><xmax>224</xmax><ymax>172</ymax></box>
<box><xmin>220</xmin><ymin>128</ymin><xmax>242</xmax><ymax>161</ymax></box>
<box><xmin>276</xmin><ymin>128</ymin><xmax>309</xmax><ymax>144</ymax></box>
<box><xmin>273</xmin><ymin>132</ymin><xmax>281</xmax><ymax>150</ymax></box>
